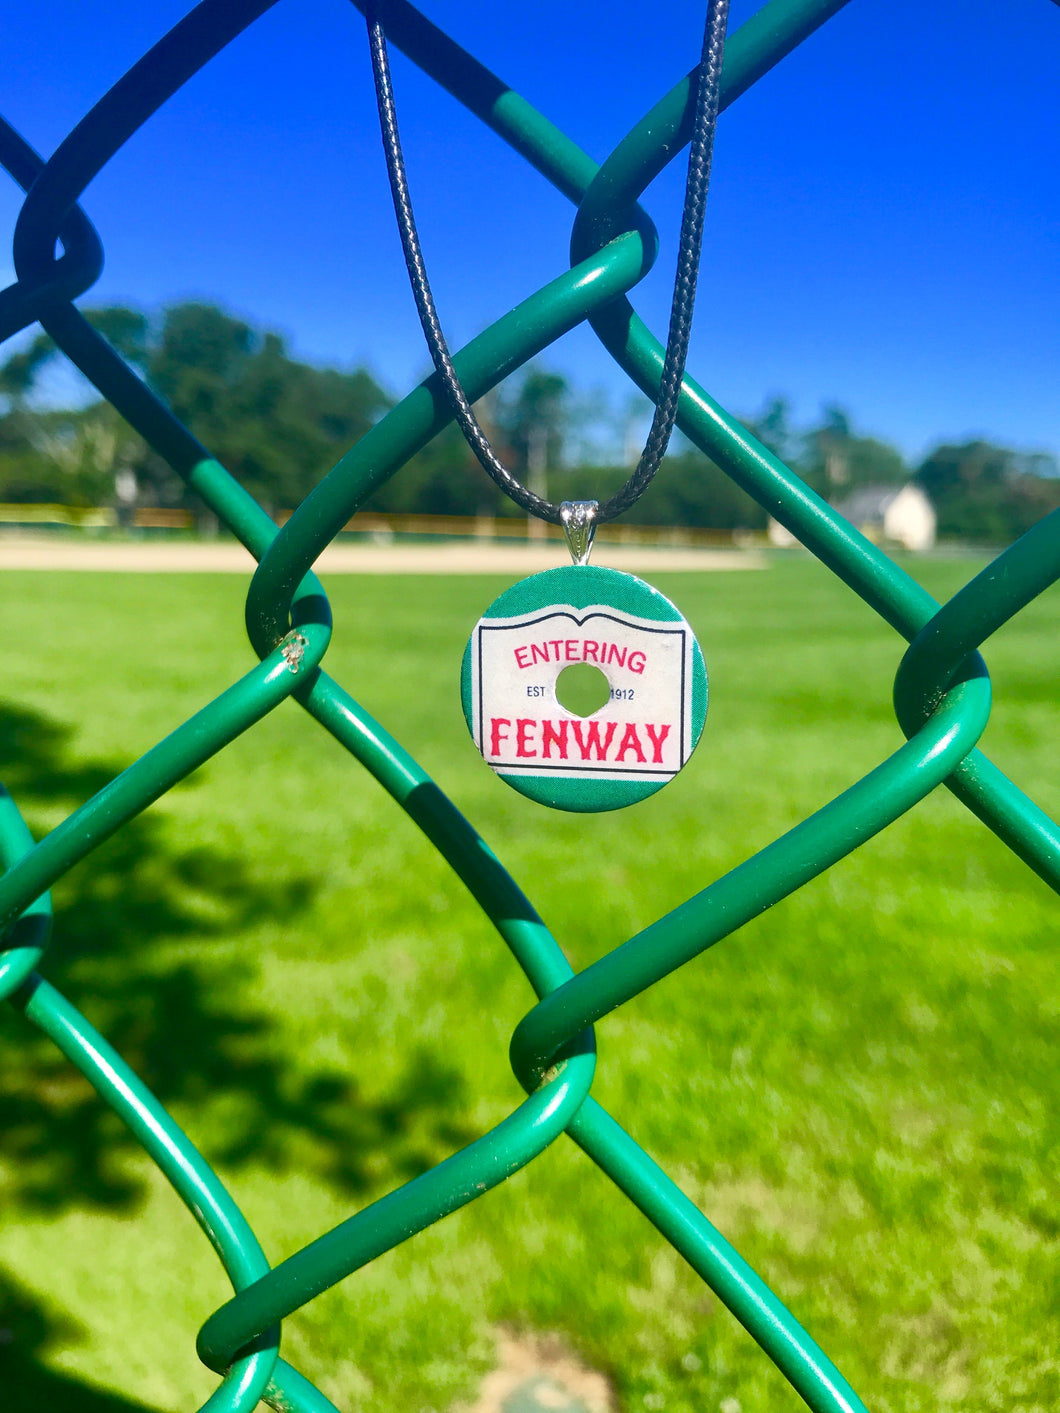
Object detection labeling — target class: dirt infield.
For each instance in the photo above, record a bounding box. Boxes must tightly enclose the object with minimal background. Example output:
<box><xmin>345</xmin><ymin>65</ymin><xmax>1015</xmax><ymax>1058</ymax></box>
<box><xmin>0</xmin><ymin>535</ymin><xmax>766</xmax><ymax>575</ymax></box>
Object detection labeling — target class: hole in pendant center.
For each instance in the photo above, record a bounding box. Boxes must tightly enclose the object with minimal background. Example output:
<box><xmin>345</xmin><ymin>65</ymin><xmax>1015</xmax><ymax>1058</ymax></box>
<box><xmin>555</xmin><ymin>663</ymin><xmax>610</xmax><ymax>717</ymax></box>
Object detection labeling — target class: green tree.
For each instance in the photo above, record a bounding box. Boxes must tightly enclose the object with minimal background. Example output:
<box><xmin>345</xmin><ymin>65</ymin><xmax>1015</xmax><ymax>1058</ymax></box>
<box><xmin>741</xmin><ymin>395</ymin><xmax>795</xmax><ymax>466</ymax></box>
<box><xmin>800</xmin><ymin>404</ymin><xmax>906</xmax><ymax>497</ymax></box>
<box><xmin>495</xmin><ymin>368</ymin><xmax>571</xmax><ymax>508</ymax></box>
<box><xmin>146</xmin><ymin>303</ymin><xmax>389</xmax><ymax>511</ymax></box>
<box><xmin>0</xmin><ymin>303</ymin><xmax>391</xmax><ymax>515</ymax></box>
<box><xmin>366</xmin><ymin>367</ymin><xmax>575</xmax><ymax>519</ymax></box>
<box><xmin>550</xmin><ymin>449</ymin><xmax>767</xmax><ymax>531</ymax></box>
<box><xmin>18</xmin><ymin>403</ymin><xmax>141</xmax><ymax>507</ymax></box>
<box><xmin>0</xmin><ymin>330</ymin><xmax>66</xmax><ymax>501</ymax></box>
<box><xmin>637</xmin><ymin>449</ymin><xmax>768</xmax><ymax>530</ymax></box>
<box><xmin>915</xmin><ymin>440</ymin><xmax>1060</xmax><ymax>543</ymax></box>
<box><xmin>364</xmin><ymin>419</ymin><xmax>510</xmax><ymax>518</ymax></box>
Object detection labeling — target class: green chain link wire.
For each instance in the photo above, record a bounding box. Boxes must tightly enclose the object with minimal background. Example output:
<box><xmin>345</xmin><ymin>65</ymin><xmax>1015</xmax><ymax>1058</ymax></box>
<box><xmin>1</xmin><ymin>1</ymin><xmax>1057</xmax><ymax>1409</ymax></box>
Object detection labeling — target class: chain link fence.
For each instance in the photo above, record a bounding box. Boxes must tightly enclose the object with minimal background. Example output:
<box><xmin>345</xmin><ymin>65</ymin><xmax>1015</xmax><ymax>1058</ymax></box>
<box><xmin>1</xmin><ymin>1</ymin><xmax>1057</xmax><ymax>1409</ymax></box>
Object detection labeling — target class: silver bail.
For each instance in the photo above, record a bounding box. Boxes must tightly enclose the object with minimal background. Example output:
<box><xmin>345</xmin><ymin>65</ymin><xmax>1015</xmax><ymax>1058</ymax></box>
<box><xmin>559</xmin><ymin>500</ymin><xmax>598</xmax><ymax>566</ymax></box>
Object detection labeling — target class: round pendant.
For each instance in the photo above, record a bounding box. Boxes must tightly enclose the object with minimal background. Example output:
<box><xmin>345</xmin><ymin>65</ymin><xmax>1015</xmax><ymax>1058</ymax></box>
<box><xmin>460</xmin><ymin>565</ymin><xmax>707</xmax><ymax>813</ymax></box>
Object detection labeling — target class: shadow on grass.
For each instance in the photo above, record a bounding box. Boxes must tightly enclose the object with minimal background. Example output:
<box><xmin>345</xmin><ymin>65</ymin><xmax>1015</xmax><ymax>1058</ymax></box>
<box><xmin>1</xmin><ymin>700</ymin><xmax>481</xmax><ymax>1400</ymax></box>
<box><xmin>0</xmin><ymin>1269</ymin><xmax>162</xmax><ymax>1412</ymax></box>
<box><xmin>0</xmin><ymin>702</ymin><xmax>478</xmax><ymax>1211</ymax></box>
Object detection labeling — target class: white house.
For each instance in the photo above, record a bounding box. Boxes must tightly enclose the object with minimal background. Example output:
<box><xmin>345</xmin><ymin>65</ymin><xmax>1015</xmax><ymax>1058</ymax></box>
<box><xmin>769</xmin><ymin>482</ymin><xmax>936</xmax><ymax>551</ymax></box>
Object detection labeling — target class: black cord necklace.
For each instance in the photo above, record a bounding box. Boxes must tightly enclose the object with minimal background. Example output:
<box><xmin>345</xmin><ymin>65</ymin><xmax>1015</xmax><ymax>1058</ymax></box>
<box><xmin>366</xmin><ymin>0</ymin><xmax>730</xmax><ymax>528</ymax></box>
<box><xmin>366</xmin><ymin>3</ymin><xmax>728</xmax><ymax>814</ymax></box>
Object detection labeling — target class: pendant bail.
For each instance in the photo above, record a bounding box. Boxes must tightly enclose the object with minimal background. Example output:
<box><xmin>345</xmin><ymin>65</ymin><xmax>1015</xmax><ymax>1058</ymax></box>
<box><xmin>559</xmin><ymin>500</ymin><xmax>598</xmax><ymax>566</ymax></box>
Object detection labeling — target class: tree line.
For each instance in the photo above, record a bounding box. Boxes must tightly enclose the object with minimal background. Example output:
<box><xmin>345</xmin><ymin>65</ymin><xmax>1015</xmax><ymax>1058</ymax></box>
<box><xmin>1</xmin><ymin>300</ymin><xmax>1056</xmax><ymax>544</ymax></box>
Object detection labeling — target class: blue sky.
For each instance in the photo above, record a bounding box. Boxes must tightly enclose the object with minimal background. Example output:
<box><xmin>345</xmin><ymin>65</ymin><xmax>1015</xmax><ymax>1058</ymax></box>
<box><xmin>2</xmin><ymin>0</ymin><xmax>1058</xmax><ymax>465</ymax></box>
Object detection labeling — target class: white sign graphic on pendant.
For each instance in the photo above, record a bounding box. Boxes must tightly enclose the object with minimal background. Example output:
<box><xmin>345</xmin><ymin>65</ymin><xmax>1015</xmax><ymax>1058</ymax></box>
<box><xmin>461</xmin><ymin>565</ymin><xmax>708</xmax><ymax>813</ymax></box>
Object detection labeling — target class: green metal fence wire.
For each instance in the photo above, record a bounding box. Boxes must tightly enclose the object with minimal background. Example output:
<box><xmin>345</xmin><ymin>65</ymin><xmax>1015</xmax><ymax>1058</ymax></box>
<box><xmin>0</xmin><ymin>0</ymin><xmax>1057</xmax><ymax>1408</ymax></box>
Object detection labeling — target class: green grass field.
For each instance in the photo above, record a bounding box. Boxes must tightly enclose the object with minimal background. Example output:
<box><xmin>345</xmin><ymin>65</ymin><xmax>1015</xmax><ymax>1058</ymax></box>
<box><xmin>1</xmin><ymin>555</ymin><xmax>1057</xmax><ymax>1413</ymax></box>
